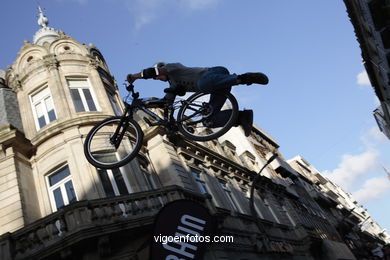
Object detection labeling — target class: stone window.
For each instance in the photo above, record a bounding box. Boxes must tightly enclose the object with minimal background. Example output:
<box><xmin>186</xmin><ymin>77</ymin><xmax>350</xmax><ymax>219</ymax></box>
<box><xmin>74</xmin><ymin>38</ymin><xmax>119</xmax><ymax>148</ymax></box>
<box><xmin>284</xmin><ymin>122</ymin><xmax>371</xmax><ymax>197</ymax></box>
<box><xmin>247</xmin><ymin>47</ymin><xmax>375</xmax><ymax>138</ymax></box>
<box><xmin>263</xmin><ymin>198</ymin><xmax>281</xmax><ymax>224</ymax></box>
<box><xmin>138</xmin><ymin>156</ymin><xmax>158</xmax><ymax>191</ymax></box>
<box><xmin>218</xmin><ymin>179</ymin><xmax>242</xmax><ymax>213</ymax></box>
<box><xmin>30</xmin><ymin>87</ymin><xmax>57</xmax><ymax>129</ymax></box>
<box><xmin>282</xmin><ymin>205</ymin><xmax>296</xmax><ymax>226</ymax></box>
<box><xmin>94</xmin><ymin>153</ymin><xmax>132</xmax><ymax>197</ymax></box>
<box><xmin>107</xmin><ymin>90</ymin><xmax>122</xmax><ymax>116</ymax></box>
<box><xmin>47</xmin><ymin>166</ymin><xmax>77</xmax><ymax>211</ymax></box>
<box><xmin>244</xmin><ymin>189</ymin><xmax>264</xmax><ymax>218</ymax></box>
<box><xmin>67</xmin><ymin>78</ymin><xmax>98</xmax><ymax>112</ymax></box>
<box><xmin>191</xmin><ymin>169</ymin><xmax>208</xmax><ymax>194</ymax></box>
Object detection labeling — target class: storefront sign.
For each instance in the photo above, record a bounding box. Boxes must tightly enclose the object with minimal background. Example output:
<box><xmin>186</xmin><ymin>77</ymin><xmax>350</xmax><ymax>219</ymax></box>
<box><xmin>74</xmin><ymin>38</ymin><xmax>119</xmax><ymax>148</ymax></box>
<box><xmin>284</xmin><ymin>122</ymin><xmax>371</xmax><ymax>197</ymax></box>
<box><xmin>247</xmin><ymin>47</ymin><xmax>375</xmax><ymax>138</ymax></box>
<box><xmin>150</xmin><ymin>200</ymin><xmax>216</xmax><ymax>260</ymax></box>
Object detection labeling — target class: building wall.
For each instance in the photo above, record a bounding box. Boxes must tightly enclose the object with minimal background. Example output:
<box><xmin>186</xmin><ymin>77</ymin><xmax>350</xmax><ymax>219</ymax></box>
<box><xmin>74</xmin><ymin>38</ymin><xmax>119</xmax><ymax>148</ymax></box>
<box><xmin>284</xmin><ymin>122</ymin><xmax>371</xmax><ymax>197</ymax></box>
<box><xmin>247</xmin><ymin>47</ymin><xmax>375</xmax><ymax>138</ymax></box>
<box><xmin>0</xmin><ymin>17</ymin><xmax>387</xmax><ymax>259</ymax></box>
<box><xmin>344</xmin><ymin>0</ymin><xmax>390</xmax><ymax>139</ymax></box>
<box><xmin>0</xmin><ymin>88</ymin><xmax>23</xmax><ymax>133</ymax></box>
<box><xmin>0</xmin><ymin>125</ymin><xmax>35</xmax><ymax>234</ymax></box>
<box><xmin>1</xmin><ymin>33</ymin><xmax>149</xmax><ymax>230</ymax></box>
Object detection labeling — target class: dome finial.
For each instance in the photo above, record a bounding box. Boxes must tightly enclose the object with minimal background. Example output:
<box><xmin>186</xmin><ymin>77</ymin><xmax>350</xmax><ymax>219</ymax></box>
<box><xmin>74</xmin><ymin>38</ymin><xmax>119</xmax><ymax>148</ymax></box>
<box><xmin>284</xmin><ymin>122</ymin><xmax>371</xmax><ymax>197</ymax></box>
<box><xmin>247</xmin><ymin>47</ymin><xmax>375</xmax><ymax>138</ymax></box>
<box><xmin>37</xmin><ymin>5</ymin><xmax>49</xmax><ymax>28</ymax></box>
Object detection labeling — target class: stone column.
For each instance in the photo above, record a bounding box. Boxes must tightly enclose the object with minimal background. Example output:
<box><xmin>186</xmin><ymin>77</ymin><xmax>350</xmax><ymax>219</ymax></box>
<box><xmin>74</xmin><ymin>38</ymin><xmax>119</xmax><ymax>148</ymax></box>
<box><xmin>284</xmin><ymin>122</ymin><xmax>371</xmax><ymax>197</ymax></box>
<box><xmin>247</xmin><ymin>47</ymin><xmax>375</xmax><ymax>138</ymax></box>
<box><xmin>146</xmin><ymin>134</ymin><xmax>193</xmax><ymax>189</ymax></box>
<box><xmin>44</xmin><ymin>54</ymin><xmax>72</xmax><ymax>120</ymax></box>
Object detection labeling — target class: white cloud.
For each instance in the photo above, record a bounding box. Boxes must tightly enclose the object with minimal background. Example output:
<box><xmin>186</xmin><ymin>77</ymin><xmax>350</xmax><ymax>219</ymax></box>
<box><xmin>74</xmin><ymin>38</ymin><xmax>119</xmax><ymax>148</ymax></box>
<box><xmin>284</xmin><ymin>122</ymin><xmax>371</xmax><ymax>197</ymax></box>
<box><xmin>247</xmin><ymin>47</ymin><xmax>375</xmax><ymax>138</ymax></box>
<box><xmin>54</xmin><ymin>0</ymin><xmax>220</xmax><ymax>29</ymax></box>
<box><xmin>352</xmin><ymin>176</ymin><xmax>390</xmax><ymax>203</ymax></box>
<box><xmin>55</xmin><ymin>0</ymin><xmax>88</xmax><ymax>4</ymax></box>
<box><xmin>129</xmin><ymin>0</ymin><xmax>164</xmax><ymax>30</ymax></box>
<box><xmin>127</xmin><ymin>0</ymin><xmax>221</xmax><ymax>29</ymax></box>
<box><xmin>357</xmin><ymin>70</ymin><xmax>371</xmax><ymax>86</ymax></box>
<box><xmin>323</xmin><ymin>149</ymin><xmax>380</xmax><ymax>190</ymax></box>
<box><xmin>183</xmin><ymin>0</ymin><xmax>221</xmax><ymax>10</ymax></box>
<box><xmin>323</xmin><ymin>126</ymin><xmax>390</xmax><ymax>204</ymax></box>
<box><xmin>361</xmin><ymin>126</ymin><xmax>388</xmax><ymax>147</ymax></box>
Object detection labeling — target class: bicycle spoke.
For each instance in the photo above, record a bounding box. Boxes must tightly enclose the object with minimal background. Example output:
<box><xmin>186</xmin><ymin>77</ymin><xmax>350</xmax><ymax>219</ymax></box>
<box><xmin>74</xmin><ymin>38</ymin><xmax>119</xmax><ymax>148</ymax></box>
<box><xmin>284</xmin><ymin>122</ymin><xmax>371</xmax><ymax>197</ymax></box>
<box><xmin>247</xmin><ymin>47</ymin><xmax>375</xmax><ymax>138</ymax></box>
<box><xmin>177</xmin><ymin>92</ymin><xmax>238</xmax><ymax>141</ymax></box>
<box><xmin>85</xmin><ymin>118</ymin><xmax>142</xmax><ymax>168</ymax></box>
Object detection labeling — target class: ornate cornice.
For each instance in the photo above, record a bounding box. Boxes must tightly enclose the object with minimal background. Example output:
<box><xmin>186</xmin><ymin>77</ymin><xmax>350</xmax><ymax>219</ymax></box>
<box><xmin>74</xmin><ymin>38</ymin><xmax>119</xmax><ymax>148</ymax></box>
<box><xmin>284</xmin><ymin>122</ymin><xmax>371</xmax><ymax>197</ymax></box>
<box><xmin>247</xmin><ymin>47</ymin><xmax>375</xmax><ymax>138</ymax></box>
<box><xmin>43</xmin><ymin>54</ymin><xmax>59</xmax><ymax>70</ymax></box>
<box><xmin>88</xmin><ymin>57</ymin><xmax>100</xmax><ymax>69</ymax></box>
<box><xmin>6</xmin><ymin>66</ymin><xmax>23</xmax><ymax>92</ymax></box>
<box><xmin>30</xmin><ymin>113</ymin><xmax>110</xmax><ymax>147</ymax></box>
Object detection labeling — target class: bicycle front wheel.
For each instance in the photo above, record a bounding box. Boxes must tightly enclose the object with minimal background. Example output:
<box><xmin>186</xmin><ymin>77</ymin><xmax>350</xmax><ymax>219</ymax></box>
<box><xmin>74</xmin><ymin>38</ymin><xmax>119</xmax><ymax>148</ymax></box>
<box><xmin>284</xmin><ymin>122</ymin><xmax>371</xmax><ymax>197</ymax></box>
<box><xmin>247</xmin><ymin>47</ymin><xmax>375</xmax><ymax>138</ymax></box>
<box><xmin>177</xmin><ymin>92</ymin><xmax>238</xmax><ymax>141</ymax></box>
<box><xmin>84</xmin><ymin>117</ymin><xmax>143</xmax><ymax>169</ymax></box>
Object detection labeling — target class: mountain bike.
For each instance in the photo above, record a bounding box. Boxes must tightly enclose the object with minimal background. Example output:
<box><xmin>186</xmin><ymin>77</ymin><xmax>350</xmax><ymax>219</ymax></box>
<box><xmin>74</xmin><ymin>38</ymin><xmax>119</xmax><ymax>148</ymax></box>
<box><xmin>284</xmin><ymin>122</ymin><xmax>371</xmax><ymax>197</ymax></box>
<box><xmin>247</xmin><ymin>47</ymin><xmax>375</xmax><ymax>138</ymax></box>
<box><xmin>84</xmin><ymin>83</ymin><xmax>239</xmax><ymax>169</ymax></box>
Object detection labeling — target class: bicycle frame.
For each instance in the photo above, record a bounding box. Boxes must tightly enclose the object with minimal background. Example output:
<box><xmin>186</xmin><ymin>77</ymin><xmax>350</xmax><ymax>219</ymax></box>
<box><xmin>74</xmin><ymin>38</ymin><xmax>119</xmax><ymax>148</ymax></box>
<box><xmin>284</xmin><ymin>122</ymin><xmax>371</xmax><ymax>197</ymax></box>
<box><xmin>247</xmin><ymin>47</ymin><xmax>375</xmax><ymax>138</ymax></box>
<box><xmin>110</xmin><ymin>84</ymin><xmax>211</xmax><ymax>147</ymax></box>
<box><xmin>109</xmin><ymin>89</ymin><xmax>173</xmax><ymax>147</ymax></box>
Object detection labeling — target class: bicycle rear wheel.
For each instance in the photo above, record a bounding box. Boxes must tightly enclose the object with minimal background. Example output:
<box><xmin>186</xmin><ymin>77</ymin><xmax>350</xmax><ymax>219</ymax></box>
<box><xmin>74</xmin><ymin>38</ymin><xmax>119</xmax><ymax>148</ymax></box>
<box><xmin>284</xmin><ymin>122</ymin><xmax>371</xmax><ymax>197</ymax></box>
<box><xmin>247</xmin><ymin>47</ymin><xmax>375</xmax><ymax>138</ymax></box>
<box><xmin>177</xmin><ymin>92</ymin><xmax>238</xmax><ymax>141</ymax></box>
<box><xmin>84</xmin><ymin>117</ymin><xmax>143</xmax><ymax>169</ymax></box>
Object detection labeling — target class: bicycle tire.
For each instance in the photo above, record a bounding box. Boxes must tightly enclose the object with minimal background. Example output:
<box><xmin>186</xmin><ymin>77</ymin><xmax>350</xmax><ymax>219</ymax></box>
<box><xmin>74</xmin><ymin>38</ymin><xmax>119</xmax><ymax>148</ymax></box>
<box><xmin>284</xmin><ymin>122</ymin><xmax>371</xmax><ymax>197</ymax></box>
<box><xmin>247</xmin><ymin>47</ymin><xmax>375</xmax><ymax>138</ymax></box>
<box><xmin>84</xmin><ymin>117</ymin><xmax>143</xmax><ymax>169</ymax></box>
<box><xmin>177</xmin><ymin>92</ymin><xmax>238</xmax><ymax>142</ymax></box>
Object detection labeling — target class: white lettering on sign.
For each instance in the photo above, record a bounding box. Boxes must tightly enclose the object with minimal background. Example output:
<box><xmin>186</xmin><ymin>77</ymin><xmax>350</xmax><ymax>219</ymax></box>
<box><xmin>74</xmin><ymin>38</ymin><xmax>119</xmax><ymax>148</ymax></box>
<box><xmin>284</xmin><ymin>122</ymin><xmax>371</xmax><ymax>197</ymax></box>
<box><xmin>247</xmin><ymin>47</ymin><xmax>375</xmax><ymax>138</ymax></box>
<box><xmin>163</xmin><ymin>214</ymin><xmax>206</xmax><ymax>260</ymax></box>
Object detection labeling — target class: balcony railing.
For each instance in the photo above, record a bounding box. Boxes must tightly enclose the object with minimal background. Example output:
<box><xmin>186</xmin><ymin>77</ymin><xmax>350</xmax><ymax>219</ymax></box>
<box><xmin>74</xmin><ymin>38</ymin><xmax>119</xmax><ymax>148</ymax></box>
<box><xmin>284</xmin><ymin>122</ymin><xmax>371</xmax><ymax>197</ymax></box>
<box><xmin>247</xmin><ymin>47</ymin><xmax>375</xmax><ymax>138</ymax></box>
<box><xmin>0</xmin><ymin>185</ymin><xmax>210</xmax><ymax>260</ymax></box>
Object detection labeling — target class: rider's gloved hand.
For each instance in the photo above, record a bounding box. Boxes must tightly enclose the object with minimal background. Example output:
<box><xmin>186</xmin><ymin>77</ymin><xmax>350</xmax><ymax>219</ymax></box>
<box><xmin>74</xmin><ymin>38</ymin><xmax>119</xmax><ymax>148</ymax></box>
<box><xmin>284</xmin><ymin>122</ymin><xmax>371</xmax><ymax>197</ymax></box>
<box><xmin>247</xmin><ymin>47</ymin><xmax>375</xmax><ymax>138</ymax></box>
<box><xmin>126</xmin><ymin>74</ymin><xmax>136</xmax><ymax>83</ymax></box>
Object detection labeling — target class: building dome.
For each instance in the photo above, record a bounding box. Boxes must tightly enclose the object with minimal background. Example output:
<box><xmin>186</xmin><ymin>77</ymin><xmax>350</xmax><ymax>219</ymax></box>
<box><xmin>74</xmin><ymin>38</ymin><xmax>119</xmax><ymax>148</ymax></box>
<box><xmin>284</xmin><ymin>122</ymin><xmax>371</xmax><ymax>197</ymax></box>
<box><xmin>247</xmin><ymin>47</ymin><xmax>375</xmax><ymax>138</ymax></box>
<box><xmin>32</xmin><ymin>6</ymin><xmax>60</xmax><ymax>45</ymax></box>
<box><xmin>33</xmin><ymin>27</ymin><xmax>60</xmax><ymax>46</ymax></box>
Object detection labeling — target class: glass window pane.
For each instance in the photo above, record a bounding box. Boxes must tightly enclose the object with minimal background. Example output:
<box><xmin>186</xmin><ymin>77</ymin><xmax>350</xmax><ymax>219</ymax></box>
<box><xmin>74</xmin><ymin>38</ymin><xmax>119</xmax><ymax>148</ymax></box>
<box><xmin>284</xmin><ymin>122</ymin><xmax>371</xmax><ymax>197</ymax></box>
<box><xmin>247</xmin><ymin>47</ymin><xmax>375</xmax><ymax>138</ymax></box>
<box><xmin>47</xmin><ymin>110</ymin><xmax>56</xmax><ymax>122</ymax></box>
<box><xmin>68</xmin><ymin>79</ymin><xmax>89</xmax><ymax>88</ymax></box>
<box><xmin>53</xmin><ymin>187</ymin><xmax>65</xmax><ymax>209</ymax></box>
<box><xmin>44</xmin><ymin>98</ymin><xmax>57</xmax><ymax>122</ymax></box>
<box><xmin>49</xmin><ymin>167</ymin><xmax>71</xmax><ymax>186</ymax></box>
<box><xmin>44</xmin><ymin>97</ymin><xmax>54</xmax><ymax>111</ymax></box>
<box><xmin>197</xmin><ymin>182</ymin><xmax>208</xmax><ymax>194</ymax></box>
<box><xmin>65</xmin><ymin>181</ymin><xmax>77</xmax><ymax>203</ymax></box>
<box><xmin>32</xmin><ymin>88</ymin><xmax>50</xmax><ymax>103</ymax></box>
<box><xmin>192</xmin><ymin>171</ymin><xmax>200</xmax><ymax>179</ymax></box>
<box><xmin>219</xmin><ymin>180</ymin><xmax>227</xmax><ymax>189</ymax></box>
<box><xmin>83</xmin><ymin>89</ymin><xmax>97</xmax><ymax>111</ymax></box>
<box><xmin>143</xmin><ymin>172</ymin><xmax>156</xmax><ymax>190</ymax></box>
<box><xmin>95</xmin><ymin>153</ymin><xmax>117</xmax><ymax>164</ymax></box>
<box><xmin>70</xmin><ymin>89</ymin><xmax>85</xmax><ymax>112</ymax></box>
<box><xmin>35</xmin><ymin>103</ymin><xmax>44</xmax><ymax>117</ymax></box>
<box><xmin>98</xmin><ymin>169</ymin><xmax>116</xmax><ymax>197</ymax></box>
<box><xmin>112</xmin><ymin>168</ymin><xmax>128</xmax><ymax>195</ymax></box>
<box><xmin>109</xmin><ymin>93</ymin><xmax>122</xmax><ymax>116</ymax></box>
<box><xmin>227</xmin><ymin>192</ymin><xmax>239</xmax><ymax>211</ymax></box>
<box><xmin>38</xmin><ymin>116</ymin><xmax>46</xmax><ymax>128</ymax></box>
<box><xmin>35</xmin><ymin>103</ymin><xmax>47</xmax><ymax>128</ymax></box>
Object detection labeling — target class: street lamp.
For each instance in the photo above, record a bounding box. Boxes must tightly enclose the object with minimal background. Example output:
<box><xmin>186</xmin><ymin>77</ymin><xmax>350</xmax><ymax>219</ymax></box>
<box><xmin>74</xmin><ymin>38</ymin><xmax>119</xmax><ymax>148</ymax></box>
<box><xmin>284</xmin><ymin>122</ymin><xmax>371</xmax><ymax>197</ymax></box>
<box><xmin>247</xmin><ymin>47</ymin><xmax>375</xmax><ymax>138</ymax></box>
<box><xmin>249</xmin><ymin>153</ymin><xmax>278</xmax><ymax>220</ymax></box>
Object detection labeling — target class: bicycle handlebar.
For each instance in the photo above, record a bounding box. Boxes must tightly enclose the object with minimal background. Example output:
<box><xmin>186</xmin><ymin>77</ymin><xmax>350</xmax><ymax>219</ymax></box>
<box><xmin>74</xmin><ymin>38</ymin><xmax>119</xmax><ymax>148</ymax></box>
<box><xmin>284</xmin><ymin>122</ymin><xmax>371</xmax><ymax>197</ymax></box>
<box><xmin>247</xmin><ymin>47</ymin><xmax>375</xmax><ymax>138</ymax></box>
<box><xmin>126</xmin><ymin>83</ymin><xmax>134</xmax><ymax>92</ymax></box>
<box><xmin>125</xmin><ymin>83</ymin><xmax>139</xmax><ymax>99</ymax></box>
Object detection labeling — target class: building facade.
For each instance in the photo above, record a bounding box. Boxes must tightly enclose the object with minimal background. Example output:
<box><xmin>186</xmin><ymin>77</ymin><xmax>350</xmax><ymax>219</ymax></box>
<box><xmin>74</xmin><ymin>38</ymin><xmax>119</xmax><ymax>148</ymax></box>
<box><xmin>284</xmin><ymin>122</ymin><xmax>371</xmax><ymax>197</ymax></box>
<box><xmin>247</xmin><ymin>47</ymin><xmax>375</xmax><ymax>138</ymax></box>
<box><xmin>344</xmin><ymin>0</ymin><xmax>390</xmax><ymax>139</ymax></box>
<box><xmin>0</xmin><ymin>8</ymin><xmax>388</xmax><ymax>260</ymax></box>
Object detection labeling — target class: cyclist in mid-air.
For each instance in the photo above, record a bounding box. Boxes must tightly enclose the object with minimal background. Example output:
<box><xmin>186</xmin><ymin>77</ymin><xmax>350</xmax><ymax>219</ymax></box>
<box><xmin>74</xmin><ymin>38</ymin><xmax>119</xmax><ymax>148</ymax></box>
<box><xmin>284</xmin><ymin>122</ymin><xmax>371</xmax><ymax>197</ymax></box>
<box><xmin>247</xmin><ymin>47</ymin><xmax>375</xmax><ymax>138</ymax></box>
<box><xmin>127</xmin><ymin>62</ymin><xmax>269</xmax><ymax>136</ymax></box>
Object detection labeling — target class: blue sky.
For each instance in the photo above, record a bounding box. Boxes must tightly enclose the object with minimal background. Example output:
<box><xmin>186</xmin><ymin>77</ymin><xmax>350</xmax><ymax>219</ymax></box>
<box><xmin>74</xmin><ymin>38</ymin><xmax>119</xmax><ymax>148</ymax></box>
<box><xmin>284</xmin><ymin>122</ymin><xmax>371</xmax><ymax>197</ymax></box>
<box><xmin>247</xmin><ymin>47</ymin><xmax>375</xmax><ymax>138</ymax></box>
<box><xmin>1</xmin><ymin>0</ymin><xmax>389</xmax><ymax>233</ymax></box>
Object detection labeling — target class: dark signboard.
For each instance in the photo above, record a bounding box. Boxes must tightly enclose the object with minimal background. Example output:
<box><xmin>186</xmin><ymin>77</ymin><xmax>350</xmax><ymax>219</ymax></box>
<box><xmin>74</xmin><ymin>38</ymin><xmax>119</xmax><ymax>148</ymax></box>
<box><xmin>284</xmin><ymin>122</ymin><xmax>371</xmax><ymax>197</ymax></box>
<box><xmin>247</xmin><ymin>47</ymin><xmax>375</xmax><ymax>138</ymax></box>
<box><xmin>150</xmin><ymin>199</ymin><xmax>217</xmax><ymax>260</ymax></box>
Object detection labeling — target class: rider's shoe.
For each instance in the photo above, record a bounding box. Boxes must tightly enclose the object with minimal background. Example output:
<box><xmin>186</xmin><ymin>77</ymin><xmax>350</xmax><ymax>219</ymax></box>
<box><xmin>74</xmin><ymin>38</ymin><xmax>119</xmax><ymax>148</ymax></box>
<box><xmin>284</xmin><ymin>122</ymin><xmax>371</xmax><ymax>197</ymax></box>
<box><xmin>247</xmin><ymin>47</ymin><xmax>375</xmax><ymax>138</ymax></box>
<box><xmin>238</xmin><ymin>73</ymin><xmax>269</xmax><ymax>85</ymax></box>
<box><xmin>237</xmin><ymin>110</ymin><xmax>253</xmax><ymax>137</ymax></box>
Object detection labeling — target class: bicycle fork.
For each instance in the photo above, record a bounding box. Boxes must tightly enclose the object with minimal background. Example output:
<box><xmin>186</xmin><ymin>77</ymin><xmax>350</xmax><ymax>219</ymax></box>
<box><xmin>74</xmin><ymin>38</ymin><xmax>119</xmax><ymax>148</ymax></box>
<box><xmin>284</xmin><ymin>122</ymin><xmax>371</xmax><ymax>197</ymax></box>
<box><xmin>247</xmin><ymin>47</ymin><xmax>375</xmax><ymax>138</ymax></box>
<box><xmin>111</xmin><ymin>122</ymin><xmax>128</xmax><ymax>149</ymax></box>
<box><xmin>110</xmin><ymin>105</ymin><xmax>132</xmax><ymax>149</ymax></box>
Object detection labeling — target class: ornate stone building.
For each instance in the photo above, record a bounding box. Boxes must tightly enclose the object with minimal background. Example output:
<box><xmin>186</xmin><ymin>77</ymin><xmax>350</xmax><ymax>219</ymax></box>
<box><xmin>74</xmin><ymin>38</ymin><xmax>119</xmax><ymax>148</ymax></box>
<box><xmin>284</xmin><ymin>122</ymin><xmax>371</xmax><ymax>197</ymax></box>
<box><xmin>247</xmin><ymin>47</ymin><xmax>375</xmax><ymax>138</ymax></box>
<box><xmin>0</xmin><ymin>7</ymin><xmax>388</xmax><ymax>260</ymax></box>
<box><xmin>344</xmin><ymin>0</ymin><xmax>390</xmax><ymax>139</ymax></box>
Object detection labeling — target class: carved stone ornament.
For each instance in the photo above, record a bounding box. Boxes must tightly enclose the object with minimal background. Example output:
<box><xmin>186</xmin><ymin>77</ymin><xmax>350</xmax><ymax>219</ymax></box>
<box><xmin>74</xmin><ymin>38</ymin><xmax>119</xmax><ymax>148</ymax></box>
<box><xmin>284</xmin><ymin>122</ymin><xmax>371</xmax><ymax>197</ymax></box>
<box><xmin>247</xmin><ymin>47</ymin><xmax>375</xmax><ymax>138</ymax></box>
<box><xmin>6</xmin><ymin>67</ymin><xmax>23</xmax><ymax>91</ymax></box>
<box><xmin>43</xmin><ymin>55</ymin><xmax>59</xmax><ymax>70</ymax></box>
<box><xmin>88</xmin><ymin>57</ymin><xmax>100</xmax><ymax>69</ymax></box>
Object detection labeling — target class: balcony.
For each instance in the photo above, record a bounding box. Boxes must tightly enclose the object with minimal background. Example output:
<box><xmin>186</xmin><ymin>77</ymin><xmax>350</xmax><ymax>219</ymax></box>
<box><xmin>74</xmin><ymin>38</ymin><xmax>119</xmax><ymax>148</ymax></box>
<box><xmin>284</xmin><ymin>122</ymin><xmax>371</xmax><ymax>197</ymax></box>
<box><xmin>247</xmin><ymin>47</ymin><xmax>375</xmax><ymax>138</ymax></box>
<box><xmin>0</xmin><ymin>185</ymin><xmax>210</xmax><ymax>260</ymax></box>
